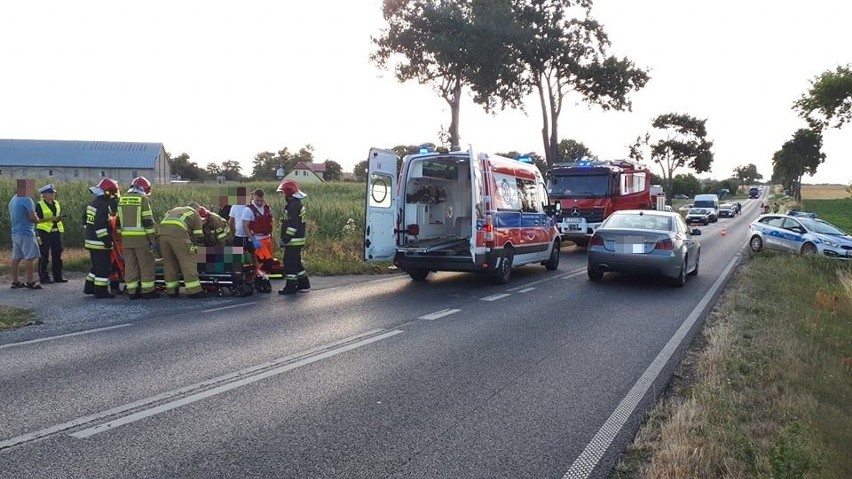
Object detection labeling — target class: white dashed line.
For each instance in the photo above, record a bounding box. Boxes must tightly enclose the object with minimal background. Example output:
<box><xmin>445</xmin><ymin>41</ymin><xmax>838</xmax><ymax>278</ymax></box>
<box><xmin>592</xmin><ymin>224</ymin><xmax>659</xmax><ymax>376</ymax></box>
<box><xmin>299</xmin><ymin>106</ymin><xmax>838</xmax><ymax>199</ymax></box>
<box><xmin>480</xmin><ymin>293</ymin><xmax>511</xmax><ymax>302</ymax></box>
<box><xmin>419</xmin><ymin>309</ymin><xmax>462</xmax><ymax>321</ymax></box>
<box><xmin>517</xmin><ymin>287</ymin><xmax>535</xmax><ymax>293</ymax></box>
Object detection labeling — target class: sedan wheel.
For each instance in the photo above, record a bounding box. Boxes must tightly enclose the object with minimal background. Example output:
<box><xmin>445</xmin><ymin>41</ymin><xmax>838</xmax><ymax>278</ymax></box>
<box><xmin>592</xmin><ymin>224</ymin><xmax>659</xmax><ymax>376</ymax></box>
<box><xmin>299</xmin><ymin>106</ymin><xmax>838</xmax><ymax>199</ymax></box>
<box><xmin>672</xmin><ymin>259</ymin><xmax>687</xmax><ymax>287</ymax></box>
<box><xmin>749</xmin><ymin>235</ymin><xmax>763</xmax><ymax>252</ymax></box>
<box><xmin>408</xmin><ymin>269</ymin><xmax>429</xmax><ymax>281</ymax></box>
<box><xmin>801</xmin><ymin>242</ymin><xmax>818</xmax><ymax>256</ymax></box>
<box><xmin>587</xmin><ymin>267</ymin><xmax>603</xmax><ymax>282</ymax></box>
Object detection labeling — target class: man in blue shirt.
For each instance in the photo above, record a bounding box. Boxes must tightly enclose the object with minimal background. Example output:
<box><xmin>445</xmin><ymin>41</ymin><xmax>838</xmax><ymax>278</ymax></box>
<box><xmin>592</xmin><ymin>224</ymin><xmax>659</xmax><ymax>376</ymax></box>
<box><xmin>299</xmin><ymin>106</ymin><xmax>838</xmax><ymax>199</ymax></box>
<box><xmin>8</xmin><ymin>179</ymin><xmax>43</xmax><ymax>289</ymax></box>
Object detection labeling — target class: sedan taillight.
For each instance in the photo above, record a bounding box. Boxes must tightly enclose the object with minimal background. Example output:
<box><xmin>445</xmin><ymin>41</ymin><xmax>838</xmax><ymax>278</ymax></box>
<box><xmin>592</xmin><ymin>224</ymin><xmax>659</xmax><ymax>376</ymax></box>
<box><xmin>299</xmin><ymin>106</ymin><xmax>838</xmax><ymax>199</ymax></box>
<box><xmin>655</xmin><ymin>238</ymin><xmax>674</xmax><ymax>250</ymax></box>
<box><xmin>590</xmin><ymin>234</ymin><xmax>604</xmax><ymax>246</ymax></box>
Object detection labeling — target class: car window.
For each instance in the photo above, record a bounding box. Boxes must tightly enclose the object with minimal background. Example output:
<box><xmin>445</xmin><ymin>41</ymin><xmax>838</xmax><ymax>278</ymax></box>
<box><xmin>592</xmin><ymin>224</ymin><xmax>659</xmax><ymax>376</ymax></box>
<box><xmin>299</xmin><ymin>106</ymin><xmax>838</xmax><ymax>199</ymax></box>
<box><xmin>763</xmin><ymin>216</ymin><xmax>784</xmax><ymax>227</ymax></box>
<box><xmin>782</xmin><ymin>218</ymin><xmax>802</xmax><ymax>230</ymax></box>
<box><xmin>800</xmin><ymin>218</ymin><xmax>846</xmax><ymax>235</ymax></box>
<box><xmin>676</xmin><ymin>215</ymin><xmax>689</xmax><ymax>234</ymax></box>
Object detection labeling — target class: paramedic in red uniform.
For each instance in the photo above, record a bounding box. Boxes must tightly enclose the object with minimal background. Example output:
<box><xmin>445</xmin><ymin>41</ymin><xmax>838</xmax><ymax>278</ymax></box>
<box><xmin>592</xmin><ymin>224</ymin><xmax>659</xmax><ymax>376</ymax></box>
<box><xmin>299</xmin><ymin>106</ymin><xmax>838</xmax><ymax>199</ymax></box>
<box><xmin>277</xmin><ymin>180</ymin><xmax>310</xmax><ymax>294</ymax></box>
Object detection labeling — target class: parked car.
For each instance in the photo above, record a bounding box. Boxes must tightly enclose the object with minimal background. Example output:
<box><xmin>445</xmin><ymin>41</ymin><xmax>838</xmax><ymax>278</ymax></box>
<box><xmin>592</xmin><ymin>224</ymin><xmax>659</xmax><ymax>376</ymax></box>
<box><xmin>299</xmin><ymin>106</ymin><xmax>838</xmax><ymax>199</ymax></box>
<box><xmin>748</xmin><ymin>213</ymin><xmax>852</xmax><ymax>259</ymax></box>
<box><xmin>673</xmin><ymin>194</ymin><xmax>690</xmax><ymax>200</ymax></box>
<box><xmin>677</xmin><ymin>203</ymin><xmax>693</xmax><ymax>213</ymax></box>
<box><xmin>587</xmin><ymin>210</ymin><xmax>702</xmax><ymax>286</ymax></box>
<box><xmin>718</xmin><ymin>202</ymin><xmax>737</xmax><ymax>218</ymax></box>
<box><xmin>685</xmin><ymin>208</ymin><xmax>712</xmax><ymax>225</ymax></box>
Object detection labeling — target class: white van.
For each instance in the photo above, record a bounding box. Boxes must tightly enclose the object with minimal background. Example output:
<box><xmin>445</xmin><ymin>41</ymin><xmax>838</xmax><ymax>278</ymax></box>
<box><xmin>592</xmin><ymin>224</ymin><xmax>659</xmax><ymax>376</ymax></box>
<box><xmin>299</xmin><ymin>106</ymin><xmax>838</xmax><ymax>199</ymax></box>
<box><xmin>364</xmin><ymin>147</ymin><xmax>562</xmax><ymax>284</ymax></box>
<box><xmin>692</xmin><ymin>194</ymin><xmax>719</xmax><ymax>222</ymax></box>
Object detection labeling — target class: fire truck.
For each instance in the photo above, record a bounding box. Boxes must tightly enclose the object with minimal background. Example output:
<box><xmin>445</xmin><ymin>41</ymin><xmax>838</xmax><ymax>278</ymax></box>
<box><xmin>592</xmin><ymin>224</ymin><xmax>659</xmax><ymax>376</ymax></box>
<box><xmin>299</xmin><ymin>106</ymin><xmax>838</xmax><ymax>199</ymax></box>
<box><xmin>546</xmin><ymin>159</ymin><xmax>653</xmax><ymax>247</ymax></box>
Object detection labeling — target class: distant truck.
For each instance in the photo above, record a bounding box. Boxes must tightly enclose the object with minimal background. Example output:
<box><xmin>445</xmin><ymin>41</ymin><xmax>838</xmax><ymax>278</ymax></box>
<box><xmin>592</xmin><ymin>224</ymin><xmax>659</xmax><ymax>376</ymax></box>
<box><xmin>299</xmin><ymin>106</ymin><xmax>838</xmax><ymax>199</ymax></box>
<box><xmin>749</xmin><ymin>187</ymin><xmax>760</xmax><ymax>198</ymax></box>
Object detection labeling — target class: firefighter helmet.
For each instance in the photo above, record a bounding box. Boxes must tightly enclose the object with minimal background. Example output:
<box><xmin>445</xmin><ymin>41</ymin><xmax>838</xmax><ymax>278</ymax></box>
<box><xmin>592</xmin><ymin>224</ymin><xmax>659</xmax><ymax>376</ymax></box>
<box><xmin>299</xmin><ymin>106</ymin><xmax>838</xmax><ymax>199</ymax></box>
<box><xmin>197</xmin><ymin>206</ymin><xmax>209</xmax><ymax>220</ymax></box>
<box><xmin>277</xmin><ymin>179</ymin><xmax>298</xmax><ymax>196</ymax></box>
<box><xmin>131</xmin><ymin>176</ymin><xmax>152</xmax><ymax>194</ymax></box>
<box><xmin>91</xmin><ymin>178</ymin><xmax>119</xmax><ymax>196</ymax></box>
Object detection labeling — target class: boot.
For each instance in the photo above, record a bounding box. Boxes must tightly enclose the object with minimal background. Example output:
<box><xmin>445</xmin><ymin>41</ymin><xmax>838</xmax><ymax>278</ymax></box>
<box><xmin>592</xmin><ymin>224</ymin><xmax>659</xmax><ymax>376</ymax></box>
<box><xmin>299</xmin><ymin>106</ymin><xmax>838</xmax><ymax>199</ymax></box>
<box><xmin>141</xmin><ymin>291</ymin><xmax>161</xmax><ymax>299</ymax></box>
<box><xmin>83</xmin><ymin>280</ymin><xmax>95</xmax><ymax>295</ymax></box>
<box><xmin>278</xmin><ymin>281</ymin><xmax>298</xmax><ymax>295</ymax></box>
<box><xmin>40</xmin><ymin>274</ymin><xmax>54</xmax><ymax>284</ymax></box>
<box><xmin>54</xmin><ymin>276</ymin><xmax>68</xmax><ymax>283</ymax></box>
<box><xmin>188</xmin><ymin>291</ymin><xmax>209</xmax><ymax>299</ymax></box>
<box><xmin>297</xmin><ymin>276</ymin><xmax>311</xmax><ymax>291</ymax></box>
<box><xmin>128</xmin><ymin>290</ymin><xmax>142</xmax><ymax>300</ymax></box>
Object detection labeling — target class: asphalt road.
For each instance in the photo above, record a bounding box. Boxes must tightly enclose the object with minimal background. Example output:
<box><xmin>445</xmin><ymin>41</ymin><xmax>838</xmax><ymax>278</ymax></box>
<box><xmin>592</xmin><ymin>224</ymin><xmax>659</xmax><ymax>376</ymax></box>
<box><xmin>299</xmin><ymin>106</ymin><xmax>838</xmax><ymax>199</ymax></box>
<box><xmin>0</xmin><ymin>198</ymin><xmax>764</xmax><ymax>478</ymax></box>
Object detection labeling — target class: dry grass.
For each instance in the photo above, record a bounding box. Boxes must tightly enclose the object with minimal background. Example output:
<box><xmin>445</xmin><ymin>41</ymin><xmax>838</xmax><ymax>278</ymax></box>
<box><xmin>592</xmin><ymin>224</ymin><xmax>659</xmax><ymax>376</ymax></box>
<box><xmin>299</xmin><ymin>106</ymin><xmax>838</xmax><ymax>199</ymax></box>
<box><xmin>615</xmin><ymin>255</ymin><xmax>852</xmax><ymax>478</ymax></box>
<box><xmin>801</xmin><ymin>184</ymin><xmax>851</xmax><ymax>200</ymax></box>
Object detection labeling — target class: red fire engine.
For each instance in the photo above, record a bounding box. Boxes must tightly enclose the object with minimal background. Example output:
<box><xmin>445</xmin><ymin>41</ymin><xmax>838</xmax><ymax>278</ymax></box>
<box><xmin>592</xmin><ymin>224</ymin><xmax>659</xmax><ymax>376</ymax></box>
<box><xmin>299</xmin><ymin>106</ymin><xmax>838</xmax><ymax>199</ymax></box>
<box><xmin>546</xmin><ymin>159</ymin><xmax>653</xmax><ymax>247</ymax></box>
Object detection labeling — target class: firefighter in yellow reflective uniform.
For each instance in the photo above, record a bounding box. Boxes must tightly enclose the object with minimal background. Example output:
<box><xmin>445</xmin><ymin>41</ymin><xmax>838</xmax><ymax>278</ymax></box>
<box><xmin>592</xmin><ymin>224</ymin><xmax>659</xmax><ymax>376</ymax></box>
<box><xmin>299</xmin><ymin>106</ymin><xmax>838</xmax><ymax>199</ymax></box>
<box><xmin>196</xmin><ymin>206</ymin><xmax>231</xmax><ymax>246</ymax></box>
<box><xmin>158</xmin><ymin>205</ymin><xmax>207</xmax><ymax>298</ymax></box>
<box><xmin>117</xmin><ymin>177</ymin><xmax>159</xmax><ymax>299</ymax></box>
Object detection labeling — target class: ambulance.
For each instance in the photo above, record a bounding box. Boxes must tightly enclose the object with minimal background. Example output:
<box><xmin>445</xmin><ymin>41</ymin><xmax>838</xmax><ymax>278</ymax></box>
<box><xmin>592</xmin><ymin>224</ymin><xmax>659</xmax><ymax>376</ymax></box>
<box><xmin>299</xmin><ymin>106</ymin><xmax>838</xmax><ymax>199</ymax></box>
<box><xmin>364</xmin><ymin>147</ymin><xmax>562</xmax><ymax>284</ymax></box>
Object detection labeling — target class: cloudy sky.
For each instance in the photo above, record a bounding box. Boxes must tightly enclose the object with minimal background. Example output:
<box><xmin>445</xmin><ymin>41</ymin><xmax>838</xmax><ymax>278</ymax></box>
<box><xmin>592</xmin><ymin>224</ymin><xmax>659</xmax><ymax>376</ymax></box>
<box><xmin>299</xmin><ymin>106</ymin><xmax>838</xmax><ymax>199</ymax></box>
<box><xmin>2</xmin><ymin>0</ymin><xmax>849</xmax><ymax>184</ymax></box>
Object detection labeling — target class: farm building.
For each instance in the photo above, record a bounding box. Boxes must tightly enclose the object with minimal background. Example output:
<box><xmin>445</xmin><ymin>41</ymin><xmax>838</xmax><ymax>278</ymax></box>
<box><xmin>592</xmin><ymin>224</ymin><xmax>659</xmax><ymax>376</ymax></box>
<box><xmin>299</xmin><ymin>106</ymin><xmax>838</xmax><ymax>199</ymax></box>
<box><xmin>283</xmin><ymin>161</ymin><xmax>325</xmax><ymax>183</ymax></box>
<box><xmin>0</xmin><ymin>139</ymin><xmax>171</xmax><ymax>185</ymax></box>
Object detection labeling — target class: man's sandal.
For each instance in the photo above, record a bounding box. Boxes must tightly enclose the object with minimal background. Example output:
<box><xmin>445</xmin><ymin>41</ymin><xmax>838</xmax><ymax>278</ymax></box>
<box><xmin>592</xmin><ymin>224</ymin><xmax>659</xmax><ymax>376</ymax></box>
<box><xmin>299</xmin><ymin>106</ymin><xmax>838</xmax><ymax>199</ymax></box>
<box><xmin>24</xmin><ymin>282</ymin><xmax>43</xmax><ymax>290</ymax></box>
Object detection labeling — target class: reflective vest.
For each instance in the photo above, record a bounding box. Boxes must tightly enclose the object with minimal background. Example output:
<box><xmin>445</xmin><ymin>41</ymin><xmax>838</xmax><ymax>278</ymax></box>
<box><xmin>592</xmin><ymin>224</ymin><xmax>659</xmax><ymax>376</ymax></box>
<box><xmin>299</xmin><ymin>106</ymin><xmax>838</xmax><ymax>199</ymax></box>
<box><xmin>36</xmin><ymin>200</ymin><xmax>64</xmax><ymax>233</ymax></box>
<box><xmin>85</xmin><ymin>196</ymin><xmax>113</xmax><ymax>250</ymax></box>
<box><xmin>281</xmin><ymin>197</ymin><xmax>306</xmax><ymax>246</ymax></box>
<box><xmin>159</xmin><ymin>206</ymin><xmax>204</xmax><ymax>242</ymax></box>
<box><xmin>248</xmin><ymin>203</ymin><xmax>273</xmax><ymax>235</ymax></box>
<box><xmin>117</xmin><ymin>192</ymin><xmax>157</xmax><ymax>246</ymax></box>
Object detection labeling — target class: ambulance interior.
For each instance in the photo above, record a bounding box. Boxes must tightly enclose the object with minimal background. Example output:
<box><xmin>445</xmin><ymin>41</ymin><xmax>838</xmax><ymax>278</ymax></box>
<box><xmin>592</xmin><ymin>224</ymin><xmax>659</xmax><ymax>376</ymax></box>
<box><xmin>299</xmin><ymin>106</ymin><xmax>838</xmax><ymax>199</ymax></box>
<box><xmin>402</xmin><ymin>156</ymin><xmax>473</xmax><ymax>251</ymax></box>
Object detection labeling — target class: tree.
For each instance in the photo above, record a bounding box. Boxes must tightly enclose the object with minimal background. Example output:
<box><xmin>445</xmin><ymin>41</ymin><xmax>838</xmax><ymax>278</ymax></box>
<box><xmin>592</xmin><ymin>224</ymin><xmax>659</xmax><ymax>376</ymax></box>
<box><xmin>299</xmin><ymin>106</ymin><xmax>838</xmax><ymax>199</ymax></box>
<box><xmin>732</xmin><ymin>163</ymin><xmax>763</xmax><ymax>191</ymax></box>
<box><xmin>250</xmin><ymin>151</ymin><xmax>281</xmax><ymax>180</ymax></box>
<box><xmin>167</xmin><ymin>152</ymin><xmax>206</xmax><ymax>182</ymax></box>
<box><xmin>671</xmin><ymin>173</ymin><xmax>702</xmax><ymax>197</ymax></box>
<box><xmin>491</xmin><ymin>0</ymin><xmax>648</xmax><ymax>165</ymax></box>
<box><xmin>323</xmin><ymin>160</ymin><xmax>343</xmax><ymax>182</ymax></box>
<box><xmin>557</xmin><ymin>139</ymin><xmax>594</xmax><ymax>162</ymax></box>
<box><xmin>793</xmin><ymin>64</ymin><xmax>852</xmax><ymax>131</ymax></box>
<box><xmin>635</xmin><ymin>113</ymin><xmax>714</xmax><ymax>199</ymax></box>
<box><xmin>372</xmin><ymin>1</ymin><xmax>483</xmax><ymax>148</ymax></box>
<box><xmin>772</xmin><ymin>129</ymin><xmax>825</xmax><ymax>202</ymax></box>
<box><xmin>220</xmin><ymin>160</ymin><xmax>243</xmax><ymax>182</ymax></box>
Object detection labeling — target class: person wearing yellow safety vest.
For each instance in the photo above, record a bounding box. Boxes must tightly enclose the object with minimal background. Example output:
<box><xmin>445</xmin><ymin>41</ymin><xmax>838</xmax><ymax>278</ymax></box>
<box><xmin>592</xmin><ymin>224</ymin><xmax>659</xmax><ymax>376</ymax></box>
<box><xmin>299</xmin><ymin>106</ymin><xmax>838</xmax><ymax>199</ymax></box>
<box><xmin>35</xmin><ymin>184</ymin><xmax>67</xmax><ymax>284</ymax></box>
<box><xmin>117</xmin><ymin>176</ymin><xmax>160</xmax><ymax>300</ymax></box>
<box><xmin>196</xmin><ymin>206</ymin><xmax>231</xmax><ymax>246</ymax></box>
<box><xmin>159</xmin><ymin>204</ymin><xmax>207</xmax><ymax>298</ymax></box>
<box><xmin>84</xmin><ymin>178</ymin><xmax>120</xmax><ymax>299</ymax></box>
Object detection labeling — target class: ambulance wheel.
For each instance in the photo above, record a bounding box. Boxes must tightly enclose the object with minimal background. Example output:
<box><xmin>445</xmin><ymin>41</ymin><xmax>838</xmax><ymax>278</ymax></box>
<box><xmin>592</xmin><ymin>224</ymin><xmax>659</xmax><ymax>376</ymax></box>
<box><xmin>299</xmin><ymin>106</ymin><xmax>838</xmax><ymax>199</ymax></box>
<box><xmin>544</xmin><ymin>241</ymin><xmax>560</xmax><ymax>271</ymax></box>
<box><xmin>408</xmin><ymin>269</ymin><xmax>429</xmax><ymax>281</ymax></box>
<box><xmin>495</xmin><ymin>247</ymin><xmax>514</xmax><ymax>285</ymax></box>
<box><xmin>254</xmin><ymin>277</ymin><xmax>272</xmax><ymax>293</ymax></box>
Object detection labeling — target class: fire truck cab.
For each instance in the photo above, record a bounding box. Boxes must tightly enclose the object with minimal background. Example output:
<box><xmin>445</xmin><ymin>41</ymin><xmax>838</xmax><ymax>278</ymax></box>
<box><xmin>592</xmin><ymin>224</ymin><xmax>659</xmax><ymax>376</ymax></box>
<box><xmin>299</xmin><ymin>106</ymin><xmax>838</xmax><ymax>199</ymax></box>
<box><xmin>546</xmin><ymin>159</ymin><xmax>652</xmax><ymax>247</ymax></box>
<box><xmin>364</xmin><ymin>147</ymin><xmax>562</xmax><ymax>284</ymax></box>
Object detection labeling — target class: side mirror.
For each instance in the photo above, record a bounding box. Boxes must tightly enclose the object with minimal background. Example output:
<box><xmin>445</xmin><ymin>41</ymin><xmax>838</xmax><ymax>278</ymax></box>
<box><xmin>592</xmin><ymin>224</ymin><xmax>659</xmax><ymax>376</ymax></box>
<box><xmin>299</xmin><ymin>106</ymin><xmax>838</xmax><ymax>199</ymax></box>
<box><xmin>691</xmin><ymin>228</ymin><xmax>702</xmax><ymax>236</ymax></box>
<box><xmin>544</xmin><ymin>202</ymin><xmax>562</xmax><ymax>217</ymax></box>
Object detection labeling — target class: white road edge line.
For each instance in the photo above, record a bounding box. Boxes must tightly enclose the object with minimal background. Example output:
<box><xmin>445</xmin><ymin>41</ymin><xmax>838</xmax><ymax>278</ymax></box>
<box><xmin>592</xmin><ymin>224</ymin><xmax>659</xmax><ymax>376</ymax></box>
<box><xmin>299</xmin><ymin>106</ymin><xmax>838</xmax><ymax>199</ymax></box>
<box><xmin>0</xmin><ymin>324</ymin><xmax>132</xmax><ymax>350</ymax></box>
<box><xmin>70</xmin><ymin>329</ymin><xmax>405</xmax><ymax>439</ymax></box>
<box><xmin>562</xmin><ymin>253</ymin><xmax>741</xmax><ymax>479</ymax></box>
<box><xmin>419</xmin><ymin>309</ymin><xmax>462</xmax><ymax>321</ymax></box>
<box><xmin>480</xmin><ymin>293</ymin><xmax>511</xmax><ymax>302</ymax></box>
<box><xmin>0</xmin><ymin>328</ymin><xmax>389</xmax><ymax>450</ymax></box>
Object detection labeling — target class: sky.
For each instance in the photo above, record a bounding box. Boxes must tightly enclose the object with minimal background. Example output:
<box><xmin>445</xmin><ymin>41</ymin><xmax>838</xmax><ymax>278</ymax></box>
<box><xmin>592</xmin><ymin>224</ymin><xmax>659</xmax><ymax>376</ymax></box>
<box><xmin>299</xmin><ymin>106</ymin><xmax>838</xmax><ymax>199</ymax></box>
<box><xmin>1</xmin><ymin>0</ymin><xmax>849</xmax><ymax>185</ymax></box>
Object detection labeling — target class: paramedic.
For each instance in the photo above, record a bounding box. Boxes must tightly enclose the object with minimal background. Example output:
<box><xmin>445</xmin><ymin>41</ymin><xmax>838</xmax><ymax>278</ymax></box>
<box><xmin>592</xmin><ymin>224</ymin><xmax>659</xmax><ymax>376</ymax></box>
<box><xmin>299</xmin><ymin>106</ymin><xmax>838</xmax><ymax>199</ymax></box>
<box><xmin>35</xmin><ymin>183</ymin><xmax>67</xmax><ymax>284</ymax></box>
<box><xmin>159</xmin><ymin>204</ymin><xmax>207</xmax><ymax>299</ymax></box>
<box><xmin>277</xmin><ymin>179</ymin><xmax>310</xmax><ymax>294</ymax></box>
<box><xmin>117</xmin><ymin>176</ymin><xmax>160</xmax><ymax>300</ymax></box>
<box><xmin>84</xmin><ymin>178</ymin><xmax>120</xmax><ymax>299</ymax></box>
<box><xmin>245</xmin><ymin>188</ymin><xmax>275</xmax><ymax>273</ymax></box>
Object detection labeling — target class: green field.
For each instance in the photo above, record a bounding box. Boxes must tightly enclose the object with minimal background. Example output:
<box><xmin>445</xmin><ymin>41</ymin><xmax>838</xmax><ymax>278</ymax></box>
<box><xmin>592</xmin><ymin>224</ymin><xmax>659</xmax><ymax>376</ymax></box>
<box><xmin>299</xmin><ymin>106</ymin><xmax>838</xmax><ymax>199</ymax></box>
<box><xmin>802</xmin><ymin>198</ymin><xmax>852</xmax><ymax>232</ymax></box>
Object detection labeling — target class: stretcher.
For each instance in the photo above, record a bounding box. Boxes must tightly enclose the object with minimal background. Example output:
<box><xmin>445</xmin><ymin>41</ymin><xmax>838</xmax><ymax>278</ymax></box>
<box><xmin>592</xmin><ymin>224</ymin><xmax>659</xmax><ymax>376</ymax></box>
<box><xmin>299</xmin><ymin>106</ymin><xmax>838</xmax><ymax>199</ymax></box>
<box><xmin>153</xmin><ymin>245</ymin><xmax>284</xmax><ymax>297</ymax></box>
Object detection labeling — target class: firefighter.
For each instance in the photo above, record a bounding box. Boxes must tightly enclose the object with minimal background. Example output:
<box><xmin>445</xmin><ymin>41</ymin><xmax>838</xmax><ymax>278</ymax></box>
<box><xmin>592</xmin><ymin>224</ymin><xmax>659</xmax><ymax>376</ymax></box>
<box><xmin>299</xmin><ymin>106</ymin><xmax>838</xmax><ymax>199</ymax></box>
<box><xmin>196</xmin><ymin>205</ymin><xmax>231</xmax><ymax>246</ymax></box>
<box><xmin>159</xmin><ymin>204</ymin><xmax>207</xmax><ymax>298</ymax></box>
<box><xmin>117</xmin><ymin>176</ymin><xmax>160</xmax><ymax>300</ymax></box>
<box><xmin>277</xmin><ymin>179</ymin><xmax>310</xmax><ymax>294</ymax></box>
<box><xmin>84</xmin><ymin>178</ymin><xmax>120</xmax><ymax>299</ymax></box>
<box><xmin>35</xmin><ymin>184</ymin><xmax>67</xmax><ymax>284</ymax></box>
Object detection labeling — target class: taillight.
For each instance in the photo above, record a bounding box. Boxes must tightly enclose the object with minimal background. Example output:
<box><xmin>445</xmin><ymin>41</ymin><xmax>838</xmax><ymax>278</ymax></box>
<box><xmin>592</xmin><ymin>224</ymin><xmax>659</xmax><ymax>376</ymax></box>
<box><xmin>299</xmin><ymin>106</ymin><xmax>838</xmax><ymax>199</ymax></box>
<box><xmin>407</xmin><ymin>224</ymin><xmax>420</xmax><ymax>236</ymax></box>
<box><xmin>484</xmin><ymin>214</ymin><xmax>494</xmax><ymax>248</ymax></box>
<box><xmin>590</xmin><ymin>234</ymin><xmax>604</xmax><ymax>246</ymax></box>
<box><xmin>655</xmin><ymin>238</ymin><xmax>674</xmax><ymax>250</ymax></box>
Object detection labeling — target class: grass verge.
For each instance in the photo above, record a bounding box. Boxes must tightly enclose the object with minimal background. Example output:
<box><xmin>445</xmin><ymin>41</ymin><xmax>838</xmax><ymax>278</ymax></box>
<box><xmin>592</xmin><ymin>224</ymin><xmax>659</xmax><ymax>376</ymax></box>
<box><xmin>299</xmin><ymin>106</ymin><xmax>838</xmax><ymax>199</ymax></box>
<box><xmin>0</xmin><ymin>305</ymin><xmax>36</xmax><ymax>330</ymax></box>
<box><xmin>613</xmin><ymin>252</ymin><xmax>852</xmax><ymax>478</ymax></box>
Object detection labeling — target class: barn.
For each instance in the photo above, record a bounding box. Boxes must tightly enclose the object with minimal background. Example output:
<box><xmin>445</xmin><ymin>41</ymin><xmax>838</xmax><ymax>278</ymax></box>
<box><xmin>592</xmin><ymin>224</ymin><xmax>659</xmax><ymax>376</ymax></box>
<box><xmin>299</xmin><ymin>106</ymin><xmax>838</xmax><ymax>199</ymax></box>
<box><xmin>0</xmin><ymin>139</ymin><xmax>171</xmax><ymax>185</ymax></box>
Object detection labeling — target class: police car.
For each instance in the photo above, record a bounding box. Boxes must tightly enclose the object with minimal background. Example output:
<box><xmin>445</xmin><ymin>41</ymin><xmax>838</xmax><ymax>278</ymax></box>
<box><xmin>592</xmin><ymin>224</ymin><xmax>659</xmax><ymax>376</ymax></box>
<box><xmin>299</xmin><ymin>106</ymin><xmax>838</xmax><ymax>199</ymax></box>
<box><xmin>748</xmin><ymin>211</ymin><xmax>852</xmax><ymax>259</ymax></box>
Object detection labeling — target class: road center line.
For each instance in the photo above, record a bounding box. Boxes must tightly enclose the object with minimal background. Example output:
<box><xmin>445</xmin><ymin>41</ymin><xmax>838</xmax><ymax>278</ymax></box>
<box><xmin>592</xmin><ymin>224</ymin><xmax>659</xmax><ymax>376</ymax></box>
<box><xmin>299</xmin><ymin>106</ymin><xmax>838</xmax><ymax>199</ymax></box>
<box><xmin>481</xmin><ymin>293</ymin><xmax>511</xmax><ymax>302</ymax></box>
<box><xmin>517</xmin><ymin>287</ymin><xmax>535</xmax><ymax>293</ymax></box>
<box><xmin>0</xmin><ymin>324</ymin><xmax>132</xmax><ymax>350</ymax></box>
<box><xmin>0</xmin><ymin>328</ymin><xmax>391</xmax><ymax>450</ymax></box>
<box><xmin>70</xmin><ymin>330</ymin><xmax>405</xmax><ymax>439</ymax></box>
<box><xmin>562</xmin><ymin>253</ymin><xmax>741</xmax><ymax>479</ymax></box>
<box><xmin>419</xmin><ymin>309</ymin><xmax>461</xmax><ymax>321</ymax></box>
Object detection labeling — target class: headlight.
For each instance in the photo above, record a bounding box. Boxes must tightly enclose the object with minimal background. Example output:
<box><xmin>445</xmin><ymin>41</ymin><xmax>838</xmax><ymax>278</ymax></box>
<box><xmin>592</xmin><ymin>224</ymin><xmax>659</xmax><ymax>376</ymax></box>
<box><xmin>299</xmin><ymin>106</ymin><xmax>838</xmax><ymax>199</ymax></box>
<box><xmin>816</xmin><ymin>237</ymin><xmax>839</xmax><ymax>248</ymax></box>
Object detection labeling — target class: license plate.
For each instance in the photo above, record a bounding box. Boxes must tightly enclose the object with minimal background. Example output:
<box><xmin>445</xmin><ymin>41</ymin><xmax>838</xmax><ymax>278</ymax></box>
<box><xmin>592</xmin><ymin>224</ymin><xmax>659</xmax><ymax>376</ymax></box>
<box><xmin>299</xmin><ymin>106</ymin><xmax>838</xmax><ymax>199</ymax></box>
<box><xmin>563</xmin><ymin>217</ymin><xmax>581</xmax><ymax>223</ymax></box>
<box><xmin>568</xmin><ymin>224</ymin><xmax>581</xmax><ymax>231</ymax></box>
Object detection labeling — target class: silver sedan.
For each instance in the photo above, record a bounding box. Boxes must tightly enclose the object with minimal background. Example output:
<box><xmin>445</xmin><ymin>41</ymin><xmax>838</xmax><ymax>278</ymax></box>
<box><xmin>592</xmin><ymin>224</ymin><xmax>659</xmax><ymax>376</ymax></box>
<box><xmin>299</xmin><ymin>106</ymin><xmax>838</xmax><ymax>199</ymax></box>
<box><xmin>588</xmin><ymin>210</ymin><xmax>702</xmax><ymax>287</ymax></box>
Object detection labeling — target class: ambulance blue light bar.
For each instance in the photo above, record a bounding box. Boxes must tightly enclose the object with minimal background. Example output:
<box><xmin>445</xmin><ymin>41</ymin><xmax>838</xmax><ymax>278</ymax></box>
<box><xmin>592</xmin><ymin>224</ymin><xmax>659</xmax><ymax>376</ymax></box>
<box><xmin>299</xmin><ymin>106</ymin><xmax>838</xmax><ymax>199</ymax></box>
<box><xmin>418</xmin><ymin>145</ymin><xmax>434</xmax><ymax>154</ymax></box>
<box><xmin>515</xmin><ymin>155</ymin><xmax>534</xmax><ymax>164</ymax></box>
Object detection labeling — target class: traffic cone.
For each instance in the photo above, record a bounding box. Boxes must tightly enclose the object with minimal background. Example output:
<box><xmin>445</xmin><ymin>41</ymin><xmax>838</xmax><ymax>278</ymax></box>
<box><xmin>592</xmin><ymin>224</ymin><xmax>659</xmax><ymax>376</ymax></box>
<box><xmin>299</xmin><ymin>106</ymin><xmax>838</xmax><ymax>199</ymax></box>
<box><xmin>721</xmin><ymin>226</ymin><xmax>727</xmax><ymax>237</ymax></box>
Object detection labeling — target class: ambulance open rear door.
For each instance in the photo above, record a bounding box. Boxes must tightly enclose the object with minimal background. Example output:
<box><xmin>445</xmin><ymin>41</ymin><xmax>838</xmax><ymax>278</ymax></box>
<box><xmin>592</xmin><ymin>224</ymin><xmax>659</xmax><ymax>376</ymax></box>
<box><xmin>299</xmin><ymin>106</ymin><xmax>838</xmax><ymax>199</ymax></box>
<box><xmin>363</xmin><ymin>148</ymin><xmax>398</xmax><ymax>262</ymax></box>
